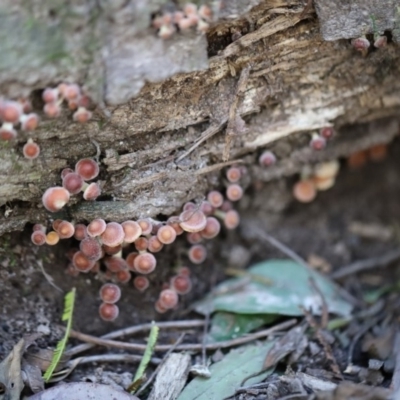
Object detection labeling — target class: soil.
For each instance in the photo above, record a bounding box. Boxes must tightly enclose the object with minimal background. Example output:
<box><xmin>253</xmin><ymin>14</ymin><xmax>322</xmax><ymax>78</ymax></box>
<box><xmin>1</xmin><ymin>136</ymin><xmax>400</xmax><ymax>394</ymax></box>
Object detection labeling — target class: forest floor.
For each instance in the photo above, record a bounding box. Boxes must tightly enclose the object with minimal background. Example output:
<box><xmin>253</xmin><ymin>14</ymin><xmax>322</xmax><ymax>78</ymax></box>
<box><xmin>1</xmin><ymin>136</ymin><xmax>400</xmax><ymax>400</ymax></box>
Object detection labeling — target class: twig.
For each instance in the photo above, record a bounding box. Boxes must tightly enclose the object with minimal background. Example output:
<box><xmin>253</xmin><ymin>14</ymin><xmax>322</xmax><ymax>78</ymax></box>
<box><xmin>176</xmin><ymin>121</ymin><xmax>226</xmax><ymax>163</ymax></box>
<box><xmin>299</xmin><ymin>0</ymin><xmax>314</xmax><ymax>20</ymax></box>
<box><xmin>68</xmin><ymin>319</ymin><xmax>297</xmax><ymax>353</ymax></box>
<box><xmin>36</xmin><ymin>259</ymin><xmax>63</xmax><ymax>293</ymax></box>
<box><xmin>195</xmin><ymin>159</ymin><xmax>243</xmax><ymax>176</ymax></box>
<box><xmin>66</xmin><ymin>319</ymin><xmax>205</xmax><ymax>357</ymax></box>
<box><xmin>49</xmin><ymin>354</ymin><xmax>162</xmax><ymax>382</ymax></box>
<box><xmin>302</xmin><ymin>307</ymin><xmax>342</xmax><ymax>379</ymax></box>
<box><xmin>223</xmin><ymin>65</ymin><xmax>252</xmax><ymax>161</ymax></box>
<box><xmin>309</xmin><ymin>277</ymin><xmax>328</xmax><ymax>329</ymax></box>
<box><xmin>136</xmin><ymin>333</ymin><xmax>186</xmax><ymax>396</ymax></box>
<box><xmin>346</xmin><ymin>316</ymin><xmax>383</xmax><ymax>367</ymax></box>
<box><xmin>331</xmin><ymin>248</ymin><xmax>400</xmax><ymax>279</ymax></box>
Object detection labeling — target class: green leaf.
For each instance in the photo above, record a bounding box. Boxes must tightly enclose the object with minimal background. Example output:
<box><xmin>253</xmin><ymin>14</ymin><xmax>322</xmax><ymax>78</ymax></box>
<box><xmin>177</xmin><ymin>341</ymin><xmax>275</xmax><ymax>400</ymax></box>
<box><xmin>43</xmin><ymin>288</ymin><xmax>76</xmax><ymax>382</ymax></box>
<box><xmin>129</xmin><ymin>322</ymin><xmax>159</xmax><ymax>393</ymax></box>
<box><xmin>195</xmin><ymin>259</ymin><xmax>352</xmax><ymax>317</ymax></box>
<box><xmin>208</xmin><ymin>312</ymin><xmax>277</xmax><ymax>342</ymax></box>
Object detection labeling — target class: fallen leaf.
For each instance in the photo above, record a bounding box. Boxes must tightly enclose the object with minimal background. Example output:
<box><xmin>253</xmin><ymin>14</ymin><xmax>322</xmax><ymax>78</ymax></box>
<box><xmin>177</xmin><ymin>341</ymin><xmax>275</xmax><ymax>400</ymax></box>
<box><xmin>195</xmin><ymin>259</ymin><xmax>352</xmax><ymax>318</ymax></box>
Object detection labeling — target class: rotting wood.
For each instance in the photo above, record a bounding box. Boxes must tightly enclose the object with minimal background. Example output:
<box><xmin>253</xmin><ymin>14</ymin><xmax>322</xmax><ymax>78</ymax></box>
<box><xmin>1</xmin><ymin>1</ymin><xmax>400</xmax><ymax>235</ymax></box>
<box><xmin>148</xmin><ymin>353</ymin><xmax>191</xmax><ymax>400</ymax></box>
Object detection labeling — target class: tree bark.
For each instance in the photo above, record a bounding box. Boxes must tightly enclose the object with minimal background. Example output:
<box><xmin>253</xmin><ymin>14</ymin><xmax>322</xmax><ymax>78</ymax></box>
<box><xmin>1</xmin><ymin>0</ymin><xmax>400</xmax><ymax>235</ymax></box>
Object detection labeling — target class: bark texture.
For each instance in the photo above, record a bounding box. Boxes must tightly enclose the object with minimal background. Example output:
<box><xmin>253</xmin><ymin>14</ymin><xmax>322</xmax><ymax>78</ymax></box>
<box><xmin>1</xmin><ymin>0</ymin><xmax>400</xmax><ymax>235</ymax></box>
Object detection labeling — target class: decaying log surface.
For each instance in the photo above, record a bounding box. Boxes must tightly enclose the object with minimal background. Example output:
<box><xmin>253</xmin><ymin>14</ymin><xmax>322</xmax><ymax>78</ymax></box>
<box><xmin>1</xmin><ymin>0</ymin><xmax>400</xmax><ymax>235</ymax></box>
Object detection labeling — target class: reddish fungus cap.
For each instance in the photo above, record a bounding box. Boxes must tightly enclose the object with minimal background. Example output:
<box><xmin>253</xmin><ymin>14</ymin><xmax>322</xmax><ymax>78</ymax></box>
<box><xmin>100</xmin><ymin>222</ymin><xmax>125</xmax><ymax>247</ymax></box>
<box><xmin>158</xmin><ymin>289</ymin><xmax>179</xmax><ymax>309</ymax></box>
<box><xmin>42</xmin><ymin>187</ymin><xmax>70</xmax><ymax>212</ymax></box>
<box><xmin>75</xmin><ymin>158</ymin><xmax>99</xmax><ymax>180</ymax></box>
<box><xmin>134</xmin><ymin>252</ymin><xmax>157</xmax><ymax>274</ymax></box>
<box><xmin>99</xmin><ymin>303</ymin><xmax>119</xmax><ymax>321</ymax></box>
<box><xmin>121</xmin><ymin>220</ymin><xmax>142</xmax><ymax>243</ymax></box>
<box><xmin>99</xmin><ymin>283</ymin><xmax>121</xmax><ymax>304</ymax></box>
<box><xmin>22</xmin><ymin>139</ymin><xmax>40</xmax><ymax>160</ymax></box>
<box><xmin>179</xmin><ymin>210</ymin><xmax>207</xmax><ymax>233</ymax></box>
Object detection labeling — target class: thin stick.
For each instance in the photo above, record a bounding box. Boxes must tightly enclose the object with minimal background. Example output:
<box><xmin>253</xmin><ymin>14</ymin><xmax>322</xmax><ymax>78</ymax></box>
<box><xmin>68</xmin><ymin>319</ymin><xmax>297</xmax><ymax>353</ymax></box>
<box><xmin>136</xmin><ymin>333</ymin><xmax>186</xmax><ymax>396</ymax></box>
<box><xmin>176</xmin><ymin>121</ymin><xmax>226</xmax><ymax>162</ymax></box>
<box><xmin>195</xmin><ymin>159</ymin><xmax>243</xmax><ymax>176</ymax></box>
<box><xmin>48</xmin><ymin>354</ymin><xmax>162</xmax><ymax>383</ymax></box>
<box><xmin>331</xmin><ymin>248</ymin><xmax>400</xmax><ymax>279</ymax></box>
<box><xmin>66</xmin><ymin>319</ymin><xmax>205</xmax><ymax>357</ymax></box>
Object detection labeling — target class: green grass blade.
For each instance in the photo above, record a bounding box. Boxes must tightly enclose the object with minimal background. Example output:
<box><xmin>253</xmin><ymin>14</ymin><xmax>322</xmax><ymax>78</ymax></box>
<box><xmin>130</xmin><ymin>322</ymin><xmax>159</xmax><ymax>393</ymax></box>
<box><xmin>43</xmin><ymin>288</ymin><xmax>76</xmax><ymax>382</ymax></box>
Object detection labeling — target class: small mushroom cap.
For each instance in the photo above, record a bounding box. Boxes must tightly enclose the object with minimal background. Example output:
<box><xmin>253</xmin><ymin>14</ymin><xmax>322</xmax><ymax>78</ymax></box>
<box><xmin>74</xmin><ymin>224</ymin><xmax>88</xmax><ymax>241</ymax></box>
<box><xmin>223</xmin><ymin>210</ymin><xmax>240</xmax><ymax>230</ymax></box>
<box><xmin>0</xmin><ymin>123</ymin><xmax>17</xmax><ymax>141</ymax></box>
<box><xmin>226</xmin><ymin>184</ymin><xmax>243</xmax><ymax>202</ymax></box>
<box><xmin>226</xmin><ymin>167</ymin><xmax>241</xmax><ymax>183</ymax></box>
<box><xmin>259</xmin><ymin>151</ymin><xmax>276</xmax><ymax>167</ymax></box>
<box><xmin>83</xmin><ymin>182</ymin><xmax>101</xmax><ymax>200</ymax></box>
<box><xmin>99</xmin><ymin>303</ymin><xmax>119</xmax><ymax>321</ymax></box>
<box><xmin>207</xmin><ymin>191</ymin><xmax>224</xmax><ymax>208</ymax></box>
<box><xmin>121</xmin><ymin>220</ymin><xmax>142</xmax><ymax>243</ymax></box>
<box><xmin>167</xmin><ymin>216</ymin><xmax>184</xmax><ymax>235</ymax></box>
<box><xmin>102</xmin><ymin>244</ymin><xmax>122</xmax><ymax>255</ymax></box>
<box><xmin>43</xmin><ymin>102</ymin><xmax>61</xmax><ymax>118</ymax></box>
<box><xmin>87</xmin><ymin>218</ymin><xmax>107</xmax><ymax>237</ymax></box>
<box><xmin>75</xmin><ymin>158</ymin><xmax>99</xmax><ymax>180</ymax></box>
<box><xmin>158</xmin><ymin>289</ymin><xmax>179</xmax><ymax>309</ymax></box>
<box><xmin>1</xmin><ymin>101</ymin><xmax>22</xmax><ymax>123</ymax></box>
<box><xmin>186</xmin><ymin>232</ymin><xmax>202</xmax><ymax>244</ymax></box>
<box><xmin>157</xmin><ymin>225</ymin><xmax>177</xmax><ymax>244</ymax></box>
<box><xmin>134</xmin><ymin>237</ymin><xmax>149</xmax><ymax>252</ymax></box>
<box><xmin>200</xmin><ymin>217</ymin><xmax>221</xmax><ymax>239</ymax></box>
<box><xmin>99</xmin><ymin>283</ymin><xmax>121</xmax><ymax>304</ymax></box>
<box><xmin>155</xmin><ymin>300</ymin><xmax>168</xmax><ymax>314</ymax></box>
<box><xmin>73</xmin><ymin>251</ymin><xmax>95</xmax><ymax>272</ymax></box>
<box><xmin>126</xmin><ymin>252</ymin><xmax>139</xmax><ymax>271</ymax></box>
<box><xmin>179</xmin><ymin>210</ymin><xmax>207</xmax><ymax>233</ymax></box>
<box><xmin>100</xmin><ymin>222</ymin><xmax>125</xmax><ymax>247</ymax></box>
<box><xmin>148</xmin><ymin>236</ymin><xmax>164</xmax><ymax>253</ymax></box>
<box><xmin>200</xmin><ymin>201</ymin><xmax>214</xmax><ymax>216</ymax></box>
<box><xmin>137</xmin><ymin>219</ymin><xmax>153</xmax><ymax>235</ymax></box>
<box><xmin>80</xmin><ymin>237</ymin><xmax>103</xmax><ymax>261</ymax></box>
<box><xmin>57</xmin><ymin>220</ymin><xmax>75</xmax><ymax>239</ymax></box>
<box><xmin>20</xmin><ymin>113</ymin><xmax>39</xmax><ymax>131</ymax></box>
<box><xmin>171</xmin><ymin>275</ymin><xmax>192</xmax><ymax>295</ymax></box>
<box><xmin>293</xmin><ymin>179</ymin><xmax>317</xmax><ymax>203</ymax></box>
<box><xmin>104</xmin><ymin>256</ymin><xmax>128</xmax><ymax>272</ymax></box>
<box><xmin>116</xmin><ymin>270</ymin><xmax>131</xmax><ymax>284</ymax></box>
<box><xmin>314</xmin><ymin>161</ymin><xmax>340</xmax><ymax>180</ymax></box>
<box><xmin>63</xmin><ymin>172</ymin><xmax>84</xmax><ymax>194</ymax></box>
<box><xmin>23</xmin><ymin>139</ymin><xmax>40</xmax><ymax>160</ymax></box>
<box><xmin>42</xmin><ymin>187</ymin><xmax>70</xmax><ymax>212</ymax></box>
<box><xmin>46</xmin><ymin>231</ymin><xmax>60</xmax><ymax>245</ymax></box>
<box><xmin>133</xmin><ymin>276</ymin><xmax>149</xmax><ymax>292</ymax></box>
<box><xmin>31</xmin><ymin>230</ymin><xmax>46</xmax><ymax>246</ymax></box>
<box><xmin>134</xmin><ymin>252</ymin><xmax>157</xmax><ymax>274</ymax></box>
<box><xmin>188</xmin><ymin>244</ymin><xmax>207</xmax><ymax>264</ymax></box>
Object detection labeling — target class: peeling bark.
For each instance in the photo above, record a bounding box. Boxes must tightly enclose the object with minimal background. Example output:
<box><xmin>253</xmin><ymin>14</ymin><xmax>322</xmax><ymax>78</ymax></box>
<box><xmin>1</xmin><ymin>0</ymin><xmax>400</xmax><ymax>235</ymax></box>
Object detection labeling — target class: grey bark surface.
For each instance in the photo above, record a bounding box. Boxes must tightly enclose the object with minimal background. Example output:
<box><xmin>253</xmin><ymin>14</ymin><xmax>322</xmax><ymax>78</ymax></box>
<box><xmin>1</xmin><ymin>0</ymin><xmax>400</xmax><ymax>235</ymax></box>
